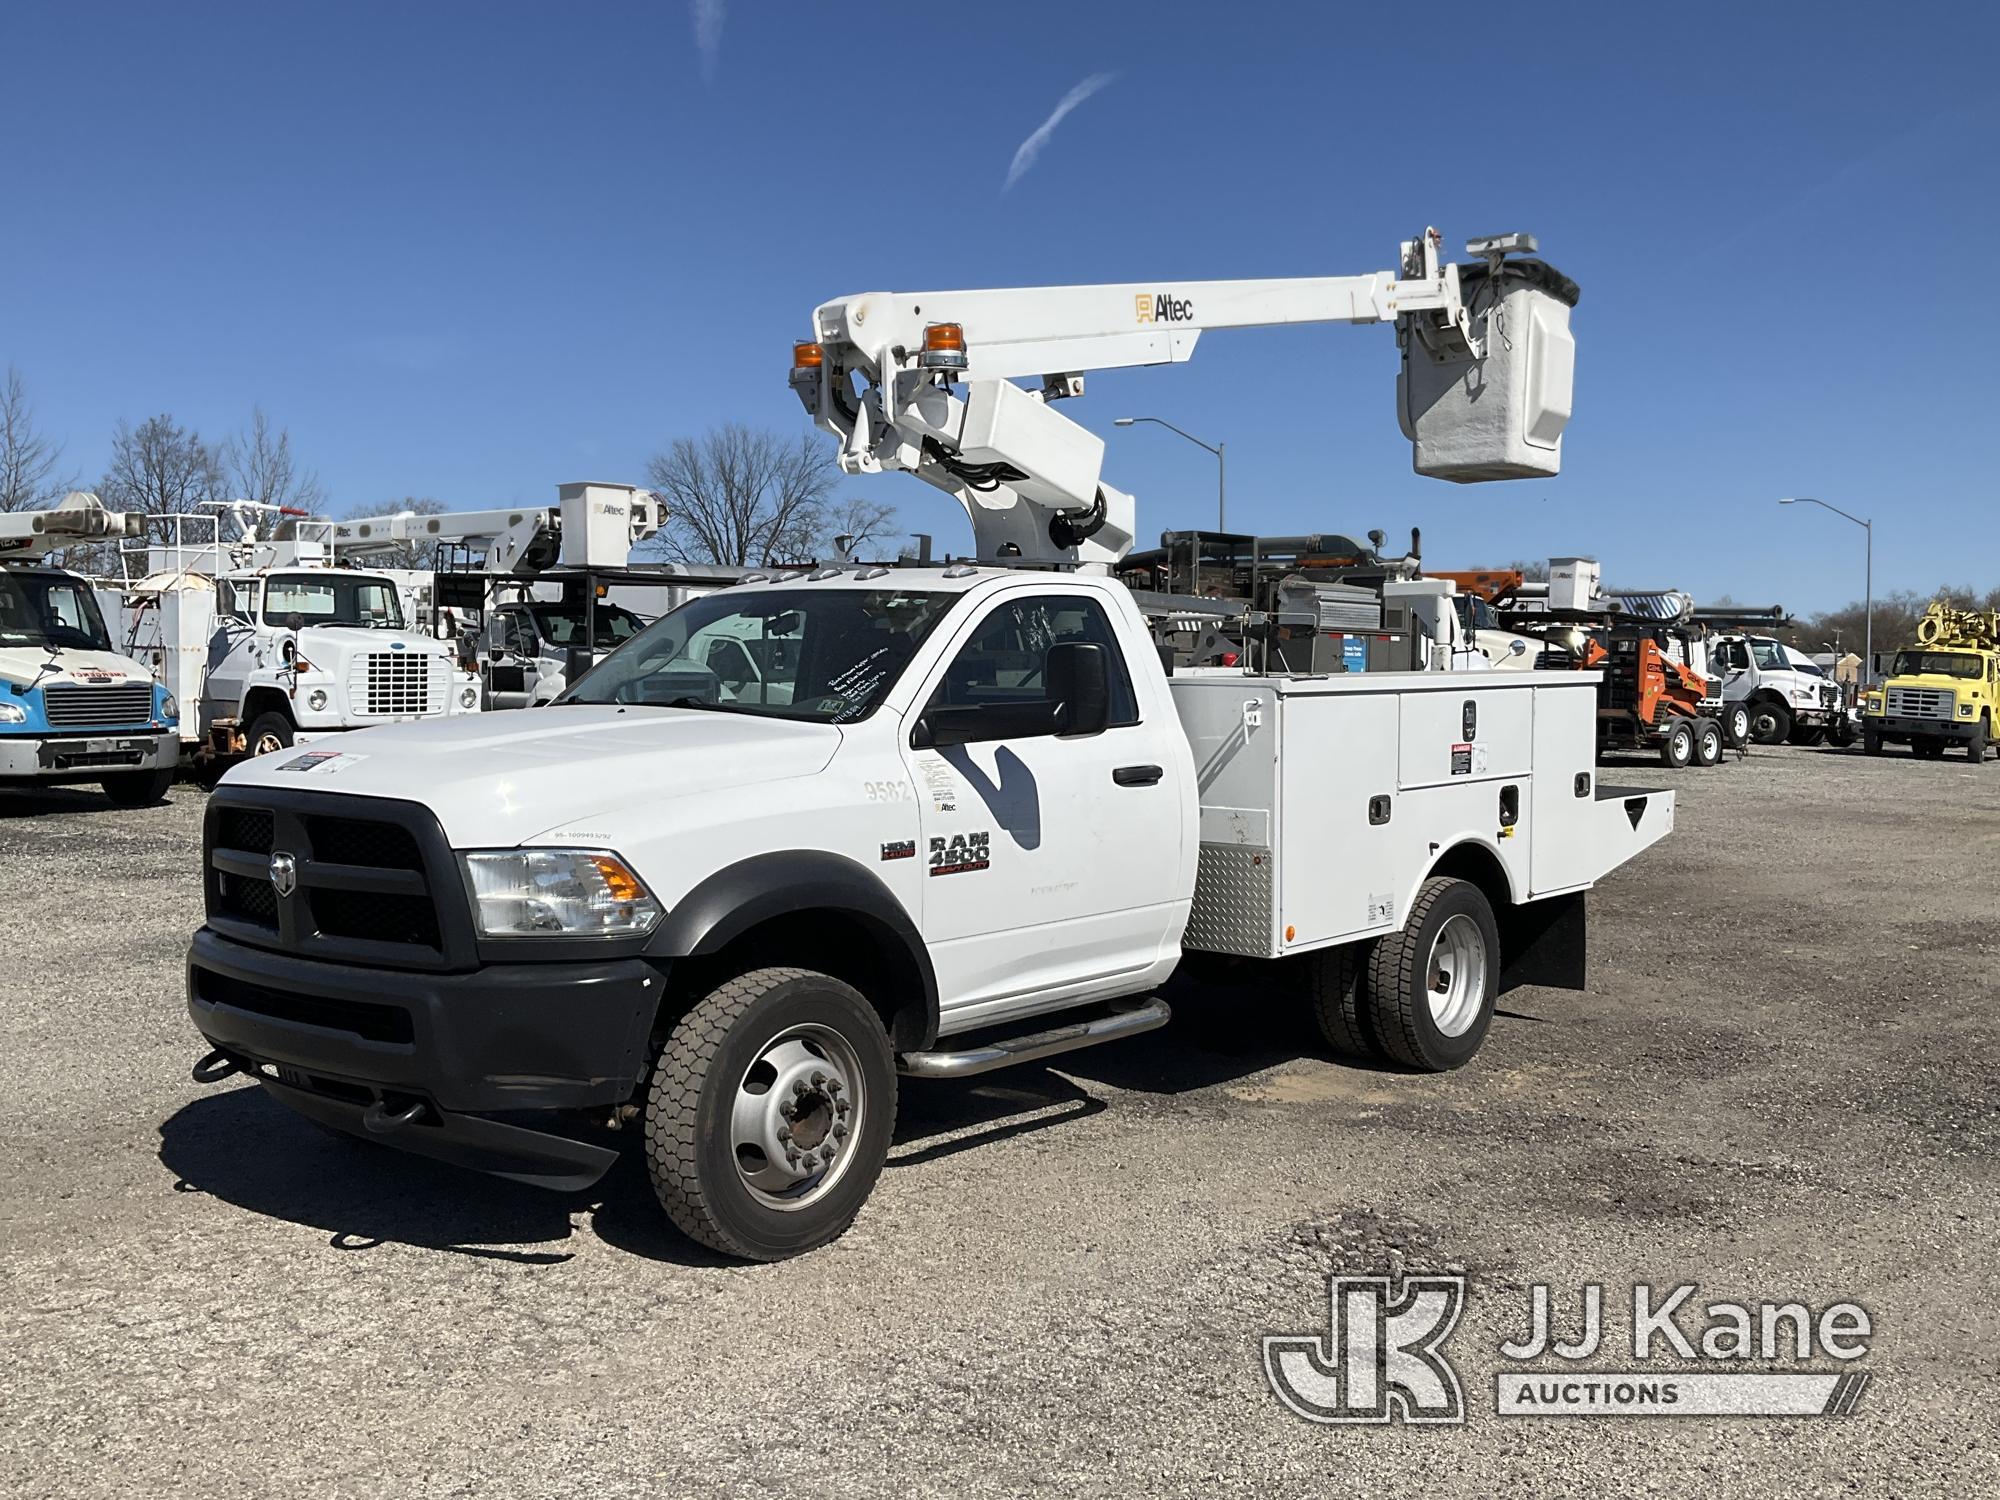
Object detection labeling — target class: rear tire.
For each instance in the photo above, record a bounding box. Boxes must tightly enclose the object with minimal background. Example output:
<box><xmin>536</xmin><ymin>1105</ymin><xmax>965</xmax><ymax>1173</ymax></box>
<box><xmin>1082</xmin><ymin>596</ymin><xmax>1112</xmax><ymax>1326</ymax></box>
<box><xmin>1750</xmin><ymin>702</ymin><xmax>1792</xmax><ymax>745</ymax></box>
<box><xmin>1659</xmin><ymin>718</ymin><xmax>1695</xmax><ymax>769</ymax></box>
<box><xmin>644</xmin><ymin>967</ymin><xmax>895</xmax><ymax>1261</ymax></box>
<box><xmin>101</xmin><ymin>767</ymin><xmax>175</xmax><ymax>806</ymax></box>
<box><xmin>1720</xmin><ymin>703</ymin><xmax>1752</xmax><ymax>747</ymax></box>
<box><xmin>1364</xmin><ymin>877</ymin><xmax>1500</xmax><ymax>1072</ymax></box>
<box><xmin>1693</xmin><ymin>718</ymin><xmax>1724</xmax><ymax>766</ymax></box>
<box><xmin>1307</xmin><ymin>944</ymin><xmax>1379</xmax><ymax>1059</ymax></box>
<box><xmin>246</xmin><ymin>711</ymin><xmax>295</xmax><ymax>757</ymax></box>
<box><xmin>1788</xmin><ymin>725</ymin><xmax>1825</xmax><ymax>747</ymax></box>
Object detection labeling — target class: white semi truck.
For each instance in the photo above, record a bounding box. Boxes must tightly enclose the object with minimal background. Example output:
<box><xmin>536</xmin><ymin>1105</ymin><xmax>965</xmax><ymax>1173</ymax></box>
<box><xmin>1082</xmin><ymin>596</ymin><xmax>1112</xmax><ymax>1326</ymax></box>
<box><xmin>0</xmin><ymin>495</ymin><xmax>181</xmax><ymax>803</ymax></box>
<box><xmin>186</xmin><ymin>228</ymin><xmax>1674</xmax><ymax>1261</ymax></box>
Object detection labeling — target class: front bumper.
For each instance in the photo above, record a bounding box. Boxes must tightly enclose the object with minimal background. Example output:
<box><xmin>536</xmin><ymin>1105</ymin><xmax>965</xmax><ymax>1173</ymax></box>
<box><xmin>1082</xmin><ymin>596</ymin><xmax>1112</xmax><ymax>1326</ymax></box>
<box><xmin>186</xmin><ymin>926</ymin><xmax>662</xmax><ymax>1189</ymax></box>
<box><xmin>1866</xmin><ymin>716</ymin><xmax>1976</xmax><ymax>741</ymax></box>
<box><xmin>0</xmin><ymin>729</ymin><xmax>179</xmax><ymax>782</ymax></box>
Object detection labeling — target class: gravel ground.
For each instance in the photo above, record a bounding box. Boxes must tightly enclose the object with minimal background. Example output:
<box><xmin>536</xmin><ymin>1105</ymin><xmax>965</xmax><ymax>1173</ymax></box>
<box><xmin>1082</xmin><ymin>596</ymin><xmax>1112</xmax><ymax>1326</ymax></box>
<box><xmin>2</xmin><ymin>744</ymin><xmax>1995</xmax><ymax>1498</ymax></box>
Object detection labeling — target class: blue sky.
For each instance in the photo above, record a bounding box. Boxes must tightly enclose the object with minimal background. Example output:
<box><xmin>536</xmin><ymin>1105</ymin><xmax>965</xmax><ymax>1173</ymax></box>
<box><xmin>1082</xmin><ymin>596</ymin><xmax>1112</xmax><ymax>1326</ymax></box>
<box><xmin>2</xmin><ymin>1</ymin><xmax>1993</xmax><ymax>612</ymax></box>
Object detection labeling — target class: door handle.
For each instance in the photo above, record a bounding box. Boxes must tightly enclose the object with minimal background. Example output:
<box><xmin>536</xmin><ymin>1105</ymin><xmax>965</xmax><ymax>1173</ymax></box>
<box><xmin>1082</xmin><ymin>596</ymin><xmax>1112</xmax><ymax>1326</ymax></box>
<box><xmin>1113</xmin><ymin>764</ymin><xmax>1163</xmax><ymax>787</ymax></box>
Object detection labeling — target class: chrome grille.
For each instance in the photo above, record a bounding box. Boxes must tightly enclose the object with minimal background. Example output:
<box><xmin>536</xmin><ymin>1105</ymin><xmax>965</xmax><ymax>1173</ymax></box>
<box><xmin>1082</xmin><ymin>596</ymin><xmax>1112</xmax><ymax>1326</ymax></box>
<box><xmin>1887</xmin><ymin>686</ymin><xmax>1953</xmax><ymax>721</ymax></box>
<box><xmin>42</xmin><ymin>682</ymin><xmax>155</xmax><ymax>729</ymax></box>
<box><xmin>346</xmin><ymin>651</ymin><xmax>444</xmax><ymax>718</ymax></box>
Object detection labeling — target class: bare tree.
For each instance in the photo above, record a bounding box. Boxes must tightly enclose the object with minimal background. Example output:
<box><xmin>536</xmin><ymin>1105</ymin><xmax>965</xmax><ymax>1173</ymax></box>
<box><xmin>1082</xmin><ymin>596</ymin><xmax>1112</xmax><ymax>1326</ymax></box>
<box><xmin>0</xmin><ymin>368</ymin><xmax>73</xmax><ymax>513</ymax></box>
<box><xmin>99</xmin><ymin>415</ymin><xmax>225</xmax><ymax>534</ymax></box>
<box><xmin>646</xmin><ymin>424</ymin><xmax>840</xmax><ymax>566</ymax></box>
<box><xmin>1503</xmin><ymin>558</ymin><xmax>1551</xmax><ymax>583</ymax></box>
<box><xmin>226</xmin><ymin>407</ymin><xmax>324</xmax><ymax>513</ymax></box>
<box><xmin>820</xmin><ymin>495</ymin><xmax>900</xmax><ymax>561</ymax></box>
<box><xmin>337</xmin><ymin>496</ymin><xmax>452</xmax><ymax>569</ymax></box>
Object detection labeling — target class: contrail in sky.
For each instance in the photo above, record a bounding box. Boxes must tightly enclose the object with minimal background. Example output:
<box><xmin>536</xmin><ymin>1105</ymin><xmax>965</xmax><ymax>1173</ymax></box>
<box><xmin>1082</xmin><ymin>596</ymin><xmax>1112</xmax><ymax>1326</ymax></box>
<box><xmin>691</xmin><ymin>0</ymin><xmax>725</xmax><ymax>83</ymax></box>
<box><xmin>1004</xmin><ymin>72</ymin><xmax>1117</xmax><ymax>191</ymax></box>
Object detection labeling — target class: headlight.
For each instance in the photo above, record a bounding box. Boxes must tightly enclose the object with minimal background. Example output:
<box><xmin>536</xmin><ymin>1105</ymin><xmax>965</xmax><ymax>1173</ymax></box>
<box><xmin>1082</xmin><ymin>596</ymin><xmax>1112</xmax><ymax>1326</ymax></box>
<box><xmin>460</xmin><ymin>685</ymin><xmax>478</xmax><ymax>708</ymax></box>
<box><xmin>1960</xmin><ymin>703</ymin><xmax>1974</xmax><ymax>717</ymax></box>
<box><xmin>461</xmin><ymin>848</ymin><xmax>661</xmax><ymax>938</ymax></box>
<box><xmin>307</xmin><ymin>688</ymin><xmax>329</xmax><ymax>712</ymax></box>
<box><xmin>0</xmin><ymin>701</ymin><xmax>25</xmax><ymax>725</ymax></box>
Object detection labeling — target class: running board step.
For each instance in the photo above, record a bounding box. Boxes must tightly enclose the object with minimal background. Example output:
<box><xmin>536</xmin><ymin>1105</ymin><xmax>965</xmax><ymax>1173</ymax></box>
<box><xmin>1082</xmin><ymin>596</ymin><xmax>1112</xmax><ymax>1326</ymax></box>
<box><xmin>898</xmin><ymin>998</ymin><xmax>1171</xmax><ymax>1079</ymax></box>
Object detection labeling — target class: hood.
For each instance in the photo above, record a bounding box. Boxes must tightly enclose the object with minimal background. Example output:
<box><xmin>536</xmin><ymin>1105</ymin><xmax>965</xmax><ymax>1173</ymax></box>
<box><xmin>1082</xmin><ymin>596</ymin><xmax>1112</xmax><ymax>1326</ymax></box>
<box><xmin>296</xmin><ymin>626</ymin><xmax>455</xmax><ymax>659</ymax></box>
<box><xmin>0</xmin><ymin>648</ymin><xmax>155</xmax><ymax>691</ymax></box>
<box><xmin>220</xmin><ymin>705</ymin><xmax>842</xmax><ymax>846</ymax></box>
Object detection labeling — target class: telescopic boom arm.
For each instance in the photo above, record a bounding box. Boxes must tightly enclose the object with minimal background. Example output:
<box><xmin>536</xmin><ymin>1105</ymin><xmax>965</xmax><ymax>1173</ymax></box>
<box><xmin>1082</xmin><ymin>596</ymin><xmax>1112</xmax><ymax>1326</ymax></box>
<box><xmin>791</xmin><ymin>229</ymin><xmax>1573</xmax><ymax>570</ymax></box>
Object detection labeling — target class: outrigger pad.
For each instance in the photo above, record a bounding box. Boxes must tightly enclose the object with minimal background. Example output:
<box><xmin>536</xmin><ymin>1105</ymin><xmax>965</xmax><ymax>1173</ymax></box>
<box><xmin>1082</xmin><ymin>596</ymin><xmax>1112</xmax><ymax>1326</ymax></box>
<box><xmin>1400</xmin><ymin>259</ymin><xmax>1577</xmax><ymax>482</ymax></box>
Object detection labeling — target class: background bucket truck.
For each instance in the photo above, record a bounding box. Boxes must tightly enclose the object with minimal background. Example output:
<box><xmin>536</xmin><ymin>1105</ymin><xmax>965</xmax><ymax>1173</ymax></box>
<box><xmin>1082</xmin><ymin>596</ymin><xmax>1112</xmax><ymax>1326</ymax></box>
<box><xmin>0</xmin><ymin>494</ymin><xmax>180</xmax><ymax>804</ymax></box>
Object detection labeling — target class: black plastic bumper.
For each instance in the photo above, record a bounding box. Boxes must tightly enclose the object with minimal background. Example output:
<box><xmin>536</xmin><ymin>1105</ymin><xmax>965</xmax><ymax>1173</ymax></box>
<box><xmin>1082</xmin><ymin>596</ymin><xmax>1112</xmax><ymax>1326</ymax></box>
<box><xmin>1869</xmin><ymin>716</ymin><xmax>1974</xmax><ymax>741</ymax></box>
<box><xmin>187</xmin><ymin>926</ymin><xmax>663</xmax><ymax>1189</ymax></box>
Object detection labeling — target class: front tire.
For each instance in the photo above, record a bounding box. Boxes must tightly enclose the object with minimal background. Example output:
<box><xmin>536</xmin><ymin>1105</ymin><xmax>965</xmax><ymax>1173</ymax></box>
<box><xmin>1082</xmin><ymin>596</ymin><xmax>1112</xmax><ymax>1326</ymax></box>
<box><xmin>1863</xmin><ymin>729</ymin><xmax>1883</xmax><ymax>756</ymax></box>
<box><xmin>644</xmin><ymin>967</ymin><xmax>896</xmax><ymax>1261</ymax></box>
<box><xmin>1750</xmin><ymin>701</ymin><xmax>1792</xmax><ymax>745</ymax></box>
<box><xmin>1967</xmin><ymin>719</ymin><xmax>1989</xmax><ymax>763</ymax></box>
<box><xmin>246</xmin><ymin>711</ymin><xmax>295</xmax><ymax>757</ymax></box>
<box><xmin>1364</xmin><ymin>877</ymin><xmax>1500</xmax><ymax>1072</ymax></box>
<box><xmin>101</xmin><ymin>767</ymin><xmax>175</xmax><ymax>806</ymax></box>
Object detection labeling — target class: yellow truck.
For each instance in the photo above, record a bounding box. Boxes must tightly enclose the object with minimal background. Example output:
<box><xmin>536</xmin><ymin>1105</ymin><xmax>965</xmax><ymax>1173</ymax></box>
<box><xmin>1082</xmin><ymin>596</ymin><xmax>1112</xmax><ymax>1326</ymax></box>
<box><xmin>1861</xmin><ymin>603</ymin><xmax>2000</xmax><ymax>761</ymax></box>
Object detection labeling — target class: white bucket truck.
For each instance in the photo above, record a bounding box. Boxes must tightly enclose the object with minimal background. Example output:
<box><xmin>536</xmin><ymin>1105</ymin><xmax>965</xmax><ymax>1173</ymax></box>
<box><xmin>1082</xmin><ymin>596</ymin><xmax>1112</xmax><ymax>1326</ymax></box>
<box><xmin>0</xmin><ymin>494</ymin><xmax>180</xmax><ymax>803</ymax></box>
<box><xmin>114</xmin><ymin>502</ymin><xmax>481</xmax><ymax>764</ymax></box>
<box><xmin>186</xmin><ymin>228</ymin><xmax>1672</xmax><ymax>1260</ymax></box>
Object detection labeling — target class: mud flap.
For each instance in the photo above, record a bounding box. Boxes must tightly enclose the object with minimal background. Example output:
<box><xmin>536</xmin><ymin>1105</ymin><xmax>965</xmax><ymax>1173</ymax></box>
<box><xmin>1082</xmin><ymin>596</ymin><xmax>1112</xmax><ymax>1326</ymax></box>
<box><xmin>1498</xmin><ymin>890</ymin><xmax>1587</xmax><ymax>994</ymax></box>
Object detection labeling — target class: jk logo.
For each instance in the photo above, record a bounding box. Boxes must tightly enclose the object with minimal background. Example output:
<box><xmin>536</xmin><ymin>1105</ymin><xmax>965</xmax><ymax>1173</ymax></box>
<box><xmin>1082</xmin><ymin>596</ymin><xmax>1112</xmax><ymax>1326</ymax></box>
<box><xmin>1263</xmin><ymin>1275</ymin><xmax>1467</xmax><ymax>1425</ymax></box>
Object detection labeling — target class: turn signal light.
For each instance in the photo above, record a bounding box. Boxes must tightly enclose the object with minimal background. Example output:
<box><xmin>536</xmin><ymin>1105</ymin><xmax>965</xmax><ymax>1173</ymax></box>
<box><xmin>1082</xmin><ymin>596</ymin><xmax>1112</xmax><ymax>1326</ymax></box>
<box><xmin>919</xmin><ymin>322</ymin><xmax>968</xmax><ymax>372</ymax></box>
<box><xmin>590</xmin><ymin>854</ymin><xmax>648</xmax><ymax>905</ymax></box>
<box><xmin>793</xmin><ymin>341</ymin><xmax>825</xmax><ymax>370</ymax></box>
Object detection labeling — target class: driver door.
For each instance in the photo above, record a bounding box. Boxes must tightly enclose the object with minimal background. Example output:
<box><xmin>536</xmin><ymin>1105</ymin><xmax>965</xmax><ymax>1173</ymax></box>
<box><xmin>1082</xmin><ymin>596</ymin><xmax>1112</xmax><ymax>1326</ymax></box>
<box><xmin>899</xmin><ymin>588</ymin><xmax>1186</xmax><ymax>1023</ymax></box>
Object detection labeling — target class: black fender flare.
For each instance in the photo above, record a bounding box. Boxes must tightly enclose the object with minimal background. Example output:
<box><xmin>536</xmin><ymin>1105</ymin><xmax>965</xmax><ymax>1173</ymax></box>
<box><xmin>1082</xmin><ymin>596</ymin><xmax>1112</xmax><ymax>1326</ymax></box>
<box><xmin>644</xmin><ymin>851</ymin><xmax>939</xmax><ymax>1047</ymax></box>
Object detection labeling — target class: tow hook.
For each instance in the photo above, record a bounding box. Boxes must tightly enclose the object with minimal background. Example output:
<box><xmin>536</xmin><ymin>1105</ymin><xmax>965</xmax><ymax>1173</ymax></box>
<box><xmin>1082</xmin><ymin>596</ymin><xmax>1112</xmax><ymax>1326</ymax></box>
<box><xmin>191</xmin><ymin>1049</ymin><xmax>247</xmax><ymax>1085</ymax></box>
<box><xmin>362</xmin><ymin>1098</ymin><xmax>429</xmax><ymax>1135</ymax></box>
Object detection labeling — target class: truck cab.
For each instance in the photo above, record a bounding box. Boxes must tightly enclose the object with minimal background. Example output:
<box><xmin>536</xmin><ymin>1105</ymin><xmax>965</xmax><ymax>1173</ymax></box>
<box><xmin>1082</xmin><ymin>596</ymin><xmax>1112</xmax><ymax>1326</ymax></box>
<box><xmin>198</xmin><ymin>567</ymin><xmax>482</xmax><ymax>756</ymax></box>
<box><xmin>0</xmin><ymin>562</ymin><xmax>180</xmax><ymax>804</ymax></box>
<box><xmin>482</xmin><ymin>595</ymin><xmax>649</xmax><ymax>709</ymax></box>
<box><xmin>1708</xmin><ymin>633</ymin><xmax>1845</xmax><ymax>745</ymax></box>
<box><xmin>1861</xmin><ymin>644</ymin><xmax>1999</xmax><ymax>761</ymax></box>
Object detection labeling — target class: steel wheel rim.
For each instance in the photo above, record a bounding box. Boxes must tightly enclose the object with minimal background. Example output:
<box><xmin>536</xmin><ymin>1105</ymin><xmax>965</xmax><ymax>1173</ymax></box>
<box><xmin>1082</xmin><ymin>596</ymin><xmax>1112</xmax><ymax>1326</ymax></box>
<box><xmin>1426</xmin><ymin>914</ymin><xmax>1488</xmax><ymax>1038</ymax></box>
<box><xmin>1752</xmin><ymin>709</ymin><xmax>1779</xmax><ymax>740</ymax></box>
<box><xmin>253</xmin><ymin>731</ymin><xmax>287</xmax><ymax>755</ymax></box>
<box><xmin>729</xmin><ymin>1023</ymin><xmax>864</xmax><ymax>1211</ymax></box>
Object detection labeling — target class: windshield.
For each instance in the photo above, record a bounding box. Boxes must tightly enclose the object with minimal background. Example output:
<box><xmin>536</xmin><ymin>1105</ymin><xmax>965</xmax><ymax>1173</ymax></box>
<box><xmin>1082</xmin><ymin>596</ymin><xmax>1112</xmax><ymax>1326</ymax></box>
<box><xmin>263</xmin><ymin>574</ymin><xmax>405</xmax><ymax>630</ymax></box>
<box><xmin>561</xmin><ymin>588</ymin><xmax>960</xmax><ymax>724</ymax></box>
<box><xmin>1749</xmin><ymin>638</ymin><xmax>1786</xmax><ymax>670</ymax></box>
<box><xmin>0</xmin><ymin>571</ymin><xmax>114</xmax><ymax>652</ymax></box>
<box><xmin>529</xmin><ymin>602</ymin><xmax>646</xmax><ymax>652</ymax></box>
<box><xmin>1892</xmin><ymin>651</ymin><xmax>1983</xmax><ymax>680</ymax></box>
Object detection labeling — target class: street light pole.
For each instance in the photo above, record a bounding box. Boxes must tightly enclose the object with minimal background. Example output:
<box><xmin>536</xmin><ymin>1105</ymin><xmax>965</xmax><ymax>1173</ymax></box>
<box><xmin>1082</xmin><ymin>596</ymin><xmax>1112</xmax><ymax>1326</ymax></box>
<box><xmin>1114</xmin><ymin>416</ymin><xmax>1225</xmax><ymax>531</ymax></box>
<box><xmin>1780</xmin><ymin>496</ymin><xmax>1874</xmax><ymax>682</ymax></box>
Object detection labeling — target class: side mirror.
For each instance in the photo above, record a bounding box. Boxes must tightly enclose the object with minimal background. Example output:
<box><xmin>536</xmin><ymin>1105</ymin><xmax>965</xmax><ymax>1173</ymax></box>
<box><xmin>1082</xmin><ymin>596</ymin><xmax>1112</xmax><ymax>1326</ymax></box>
<box><xmin>285</xmin><ymin>612</ymin><xmax>305</xmax><ymax>633</ymax></box>
<box><xmin>1048</xmin><ymin>641</ymin><xmax>1110</xmax><ymax>737</ymax></box>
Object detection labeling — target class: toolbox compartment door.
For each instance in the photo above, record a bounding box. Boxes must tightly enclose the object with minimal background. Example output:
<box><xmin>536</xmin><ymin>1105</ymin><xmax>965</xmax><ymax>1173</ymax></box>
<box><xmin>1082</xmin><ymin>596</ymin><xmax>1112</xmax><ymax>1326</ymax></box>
<box><xmin>1529</xmin><ymin>679</ymin><xmax>1674</xmax><ymax>894</ymax></box>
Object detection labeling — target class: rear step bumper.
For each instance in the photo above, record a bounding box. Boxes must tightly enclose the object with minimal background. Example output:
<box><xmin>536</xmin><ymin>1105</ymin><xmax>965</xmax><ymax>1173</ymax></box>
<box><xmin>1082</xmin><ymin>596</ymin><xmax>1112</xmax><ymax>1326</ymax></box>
<box><xmin>898</xmin><ymin>998</ymin><xmax>1171</xmax><ymax>1079</ymax></box>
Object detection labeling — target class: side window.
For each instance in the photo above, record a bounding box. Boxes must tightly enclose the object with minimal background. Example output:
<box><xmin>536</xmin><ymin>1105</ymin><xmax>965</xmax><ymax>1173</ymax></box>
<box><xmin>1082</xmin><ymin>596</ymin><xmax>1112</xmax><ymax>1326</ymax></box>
<box><xmin>499</xmin><ymin>614</ymin><xmax>529</xmax><ymax>655</ymax></box>
<box><xmin>928</xmin><ymin>594</ymin><xmax>1139</xmax><ymax>727</ymax></box>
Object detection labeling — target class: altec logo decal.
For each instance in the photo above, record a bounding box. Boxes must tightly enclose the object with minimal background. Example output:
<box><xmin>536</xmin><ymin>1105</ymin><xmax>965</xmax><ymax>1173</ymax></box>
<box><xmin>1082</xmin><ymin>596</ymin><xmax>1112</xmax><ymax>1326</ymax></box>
<box><xmin>1134</xmin><ymin>293</ymin><xmax>1196</xmax><ymax>325</ymax></box>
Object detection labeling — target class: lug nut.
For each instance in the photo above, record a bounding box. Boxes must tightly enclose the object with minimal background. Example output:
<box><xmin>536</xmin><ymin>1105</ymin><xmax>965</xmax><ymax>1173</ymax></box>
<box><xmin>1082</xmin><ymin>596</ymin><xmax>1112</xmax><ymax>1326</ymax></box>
<box><xmin>833</xmin><ymin>1121</ymin><xmax>850</xmax><ymax>1139</ymax></box>
<box><xmin>777</xmin><ymin>1125</ymin><xmax>791</xmax><ymax>1142</ymax></box>
<box><xmin>793</xmin><ymin>1080</ymin><xmax>809</xmax><ymax>1096</ymax></box>
<box><xmin>811</xmin><ymin>1071</ymin><xmax>826</xmax><ymax>1086</ymax></box>
<box><xmin>835</xmin><ymin>1099</ymin><xmax>851</xmax><ymax>1116</ymax></box>
<box><xmin>826</xmin><ymin>1079</ymin><xmax>842</xmax><ymax>1095</ymax></box>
